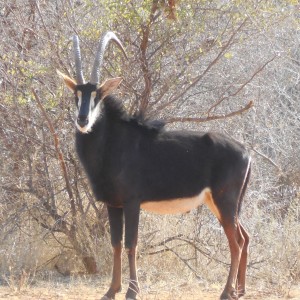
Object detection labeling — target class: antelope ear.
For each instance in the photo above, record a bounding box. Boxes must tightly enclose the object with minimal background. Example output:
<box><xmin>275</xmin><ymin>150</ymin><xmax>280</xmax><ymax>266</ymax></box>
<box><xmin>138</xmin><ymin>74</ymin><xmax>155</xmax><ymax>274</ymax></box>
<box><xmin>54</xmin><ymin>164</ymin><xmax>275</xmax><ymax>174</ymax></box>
<box><xmin>98</xmin><ymin>77</ymin><xmax>123</xmax><ymax>100</ymax></box>
<box><xmin>57</xmin><ymin>70</ymin><xmax>77</xmax><ymax>92</ymax></box>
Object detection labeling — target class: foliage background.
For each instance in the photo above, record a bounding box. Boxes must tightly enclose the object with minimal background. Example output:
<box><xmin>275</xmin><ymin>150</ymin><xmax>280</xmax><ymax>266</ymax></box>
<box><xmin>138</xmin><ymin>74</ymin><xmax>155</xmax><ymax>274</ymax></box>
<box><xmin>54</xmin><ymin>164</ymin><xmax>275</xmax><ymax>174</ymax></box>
<box><xmin>0</xmin><ymin>0</ymin><xmax>299</xmax><ymax>296</ymax></box>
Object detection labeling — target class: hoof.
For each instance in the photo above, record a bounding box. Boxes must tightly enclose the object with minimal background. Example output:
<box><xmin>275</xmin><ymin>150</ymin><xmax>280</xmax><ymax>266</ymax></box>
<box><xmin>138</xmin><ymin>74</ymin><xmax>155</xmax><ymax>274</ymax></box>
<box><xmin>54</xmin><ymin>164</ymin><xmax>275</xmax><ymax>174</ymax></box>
<box><xmin>238</xmin><ymin>289</ymin><xmax>246</xmax><ymax>298</ymax></box>
<box><xmin>220</xmin><ymin>290</ymin><xmax>238</xmax><ymax>300</ymax></box>
<box><xmin>101</xmin><ymin>286</ymin><xmax>121</xmax><ymax>300</ymax></box>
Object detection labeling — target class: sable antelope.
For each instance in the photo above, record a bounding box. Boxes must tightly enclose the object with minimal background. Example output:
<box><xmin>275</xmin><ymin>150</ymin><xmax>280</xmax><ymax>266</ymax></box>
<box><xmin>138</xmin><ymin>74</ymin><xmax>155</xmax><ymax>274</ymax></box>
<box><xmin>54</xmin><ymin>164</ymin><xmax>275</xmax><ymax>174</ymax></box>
<box><xmin>58</xmin><ymin>31</ymin><xmax>251</xmax><ymax>300</ymax></box>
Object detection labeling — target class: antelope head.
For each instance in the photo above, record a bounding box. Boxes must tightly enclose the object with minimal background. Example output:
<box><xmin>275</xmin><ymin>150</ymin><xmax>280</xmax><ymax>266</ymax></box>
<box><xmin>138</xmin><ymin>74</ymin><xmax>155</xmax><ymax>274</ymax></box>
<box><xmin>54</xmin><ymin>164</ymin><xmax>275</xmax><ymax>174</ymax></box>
<box><xmin>58</xmin><ymin>32</ymin><xmax>127</xmax><ymax>133</ymax></box>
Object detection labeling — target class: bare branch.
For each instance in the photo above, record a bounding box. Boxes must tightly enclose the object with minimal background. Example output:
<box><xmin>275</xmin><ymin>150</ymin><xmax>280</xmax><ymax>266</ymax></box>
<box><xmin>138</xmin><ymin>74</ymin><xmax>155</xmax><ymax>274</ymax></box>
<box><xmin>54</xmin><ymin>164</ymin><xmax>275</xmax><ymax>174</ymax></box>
<box><xmin>165</xmin><ymin>100</ymin><xmax>254</xmax><ymax>124</ymax></box>
<box><xmin>252</xmin><ymin>148</ymin><xmax>280</xmax><ymax>170</ymax></box>
<box><xmin>31</xmin><ymin>89</ymin><xmax>76</xmax><ymax>221</ymax></box>
<box><xmin>207</xmin><ymin>55</ymin><xmax>277</xmax><ymax>115</ymax></box>
<box><xmin>155</xmin><ymin>19</ymin><xmax>248</xmax><ymax>112</ymax></box>
<box><xmin>138</xmin><ymin>0</ymin><xmax>160</xmax><ymax>113</ymax></box>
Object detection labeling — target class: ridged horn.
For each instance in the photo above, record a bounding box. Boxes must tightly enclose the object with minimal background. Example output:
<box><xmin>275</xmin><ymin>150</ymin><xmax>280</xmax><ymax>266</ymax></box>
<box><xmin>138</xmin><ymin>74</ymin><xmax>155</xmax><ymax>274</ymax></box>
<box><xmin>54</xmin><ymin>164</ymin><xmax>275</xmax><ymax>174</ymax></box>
<box><xmin>73</xmin><ymin>35</ymin><xmax>85</xmax><ymax>84</ymax></box>
<box><xmin>90</xmin><ymin>31</ymin><xmax>127</xmax><ymax>85</ymax></box>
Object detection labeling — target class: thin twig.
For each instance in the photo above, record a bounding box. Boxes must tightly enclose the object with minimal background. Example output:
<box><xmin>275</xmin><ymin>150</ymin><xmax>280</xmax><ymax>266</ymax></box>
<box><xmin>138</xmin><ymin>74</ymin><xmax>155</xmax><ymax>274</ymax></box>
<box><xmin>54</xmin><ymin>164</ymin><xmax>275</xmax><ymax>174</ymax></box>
<box><xmin>156</xmin><ymin>19</ymin><xmax>248</xmax><ymax>112</ymax></box>
<box><xmin>207</xmin><ymin>55</ymin><xmax>277</xmax><ymax>115</ymax></box>
<box><xmin>165</xmin><ymin>100</ymin><xmax>253</xmax><ymax>123</ymax></box>
<box><xmin>252</xmin><ymin>148</ymin><xmax>280</xmax><ymax>170</ymax></box>
<box><xmin>31</xmin><ymin>89</ymin><xmax>76</xmax><ymax>220</ymax></box>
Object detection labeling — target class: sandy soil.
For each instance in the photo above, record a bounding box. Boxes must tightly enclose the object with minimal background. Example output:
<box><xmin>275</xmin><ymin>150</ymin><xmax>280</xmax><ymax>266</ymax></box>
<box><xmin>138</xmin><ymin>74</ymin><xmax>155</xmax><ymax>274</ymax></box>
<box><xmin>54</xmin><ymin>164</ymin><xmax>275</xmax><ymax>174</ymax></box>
<box><xmin>0</xmin><ymin>278</ymin><xmax>299</xmax><ymax>299</ymax></box>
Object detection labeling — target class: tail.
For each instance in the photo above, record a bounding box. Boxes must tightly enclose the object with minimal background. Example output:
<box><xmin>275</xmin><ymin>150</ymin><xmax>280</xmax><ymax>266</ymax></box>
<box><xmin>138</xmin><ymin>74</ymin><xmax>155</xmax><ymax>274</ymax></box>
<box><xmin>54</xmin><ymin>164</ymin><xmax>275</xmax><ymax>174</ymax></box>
<box><xmin>237</xmin><ymin>157</ymin><xmax>251</xmax><ymax>216</ymax></box>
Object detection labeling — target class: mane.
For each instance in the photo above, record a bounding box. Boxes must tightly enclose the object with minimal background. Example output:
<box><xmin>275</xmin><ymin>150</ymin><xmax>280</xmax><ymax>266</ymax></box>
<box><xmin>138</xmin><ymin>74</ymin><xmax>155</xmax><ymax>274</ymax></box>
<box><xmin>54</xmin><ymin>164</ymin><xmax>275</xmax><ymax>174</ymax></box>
<box><xmin>103</xmin><ymin>96</ymin><xmax>165</xmax><ymax>133</ymax></box>
<box><xmin>130</xmin><ymin>114</ymin><xmax>165</xmax><ymax>133</ymax></box>
<box><xmin>103</xmin><ymin>96</ymin><xmax>128</xmax><ymax>121</ymax></box>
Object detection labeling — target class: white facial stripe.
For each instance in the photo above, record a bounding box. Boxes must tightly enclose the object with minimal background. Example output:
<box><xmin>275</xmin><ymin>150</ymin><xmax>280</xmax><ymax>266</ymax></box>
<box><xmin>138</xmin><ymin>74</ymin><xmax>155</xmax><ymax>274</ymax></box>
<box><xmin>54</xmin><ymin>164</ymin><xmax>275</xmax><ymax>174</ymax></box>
<box><xmin>88</xmin><ymin>91</ymin><xmax>100</xmax><ymax>130</ymax></box>
<box><xmin>77</xmin><ymin>90</ymin><xmax>82</xmax><ymax>108</ymax></box>
<box><xmin>90</xmin><ymin>91</ymin><xmax>96</xmax><ymax>109</ymax></box>
<box><xmin>76</xmin><ymin>91</ymin><xmax>100</xmax><ymax>134</ymax></box>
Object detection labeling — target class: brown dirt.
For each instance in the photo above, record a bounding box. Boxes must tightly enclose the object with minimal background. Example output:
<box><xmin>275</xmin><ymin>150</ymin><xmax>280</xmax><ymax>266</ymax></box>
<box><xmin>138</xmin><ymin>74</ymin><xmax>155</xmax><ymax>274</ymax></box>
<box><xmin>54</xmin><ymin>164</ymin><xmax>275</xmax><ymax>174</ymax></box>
<box><xmin>0</xmin><ymin>279</ymin><xmax>299</xmax><ymax>300</ymax></box>
<box><xmin>0</xmin><ymin>276</ymin><xmax>300</xmax><ymax>300</ymax></box>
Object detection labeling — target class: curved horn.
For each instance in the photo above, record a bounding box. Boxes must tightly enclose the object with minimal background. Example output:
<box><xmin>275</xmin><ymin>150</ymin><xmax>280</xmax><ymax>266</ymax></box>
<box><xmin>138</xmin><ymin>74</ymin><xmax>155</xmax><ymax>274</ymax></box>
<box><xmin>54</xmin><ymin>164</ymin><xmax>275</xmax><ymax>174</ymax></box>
<box><xmin>90</xmin><ymin>31</ymin><xmax>127</xmax><ymax>84</ymax></box>
<box><xmin>73</xmin><ymin>35</ymin><xmax>85</xmax><ymax>84</ymax></box>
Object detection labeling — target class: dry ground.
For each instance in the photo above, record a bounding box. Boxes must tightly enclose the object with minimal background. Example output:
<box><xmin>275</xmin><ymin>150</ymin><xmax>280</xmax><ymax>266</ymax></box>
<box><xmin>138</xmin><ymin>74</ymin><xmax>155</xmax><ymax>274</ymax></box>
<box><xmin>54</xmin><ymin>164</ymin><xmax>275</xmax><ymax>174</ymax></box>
<box><xmin>0</xmin><ymin>278</ymin><xmax>299</xmax><ymax>300</ymax></box>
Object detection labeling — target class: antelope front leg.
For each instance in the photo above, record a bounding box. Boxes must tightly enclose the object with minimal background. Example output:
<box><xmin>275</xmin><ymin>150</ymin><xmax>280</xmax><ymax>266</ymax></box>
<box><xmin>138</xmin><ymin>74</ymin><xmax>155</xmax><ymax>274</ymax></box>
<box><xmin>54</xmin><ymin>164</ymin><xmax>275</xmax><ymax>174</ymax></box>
<box><xmin>124</xmin><ymin>201</ymin><xmax>140</xmax><ymax>300</ymax></box>
<box><xmin>102</xmin><ymin>206</ymin><xmax>123</xmax><ymax>300</ymax></box>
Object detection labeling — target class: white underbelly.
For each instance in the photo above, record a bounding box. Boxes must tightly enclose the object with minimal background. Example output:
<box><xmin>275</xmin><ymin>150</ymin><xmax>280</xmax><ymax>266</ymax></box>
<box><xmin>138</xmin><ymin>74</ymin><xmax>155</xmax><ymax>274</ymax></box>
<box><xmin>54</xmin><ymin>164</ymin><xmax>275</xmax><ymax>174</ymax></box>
<box><xmin>141</xmin><ymin>188</ymin><xmax>211</xmax><ymax>215</ymax></box>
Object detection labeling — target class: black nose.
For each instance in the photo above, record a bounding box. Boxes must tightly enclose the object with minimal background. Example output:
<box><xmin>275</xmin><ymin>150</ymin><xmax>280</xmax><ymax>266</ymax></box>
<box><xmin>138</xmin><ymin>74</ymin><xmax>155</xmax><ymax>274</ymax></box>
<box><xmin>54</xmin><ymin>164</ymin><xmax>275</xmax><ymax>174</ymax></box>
<box><xmin>77</xmin><ymin>116</ymin><xmax>89</xmax><ymax>127</ymax></box>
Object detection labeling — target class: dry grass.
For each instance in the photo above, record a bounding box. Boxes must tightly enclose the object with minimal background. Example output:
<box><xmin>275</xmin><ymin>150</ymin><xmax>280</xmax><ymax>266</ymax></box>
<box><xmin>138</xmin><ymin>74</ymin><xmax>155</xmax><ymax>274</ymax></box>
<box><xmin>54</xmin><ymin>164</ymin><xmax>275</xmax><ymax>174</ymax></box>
<box><xmin>0</xmin><ymin>192</ymin><xmax>299</xmax><ymax>300</ymax></box>
<box><xmin>0</xmin><ymin>275</ymin><xmax>299</xmax><ymax>300</ymax></box>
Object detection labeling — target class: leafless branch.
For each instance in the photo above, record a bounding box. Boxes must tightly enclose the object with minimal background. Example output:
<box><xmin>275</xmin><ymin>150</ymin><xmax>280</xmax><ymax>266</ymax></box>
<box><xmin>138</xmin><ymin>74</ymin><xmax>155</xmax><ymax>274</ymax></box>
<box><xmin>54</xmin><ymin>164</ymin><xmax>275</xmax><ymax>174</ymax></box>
<box><xmin>155</xmin><ymin>19</ymin><xmax>248</xmax><ymax>112</ymax></box>
<box><xmin>32</xmin><ymin>89</ymin><xmax>76</xmax><ymax>222</ymax></box>
<box><xmin>165</xmin><ymin>100</ymin><xmax>253</xmax><ymax>123</ymax></box>
<box><xmin>252</xmin><ymin>148</ymin><xmax>280</xmax><ymax>170</ymax></box>
<box><xmin>207</xmin><ymin>55</ymin><xmax>277</xmax><ymax>115</ymax></box>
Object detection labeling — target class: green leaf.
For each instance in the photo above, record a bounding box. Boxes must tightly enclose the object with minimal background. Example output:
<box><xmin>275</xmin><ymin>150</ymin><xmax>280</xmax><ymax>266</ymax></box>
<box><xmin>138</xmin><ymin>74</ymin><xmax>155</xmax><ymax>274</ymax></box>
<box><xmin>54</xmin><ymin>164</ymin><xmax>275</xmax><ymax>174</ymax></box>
<box><xmin>224</xmin><ymin>52</ymin><xmax>233</xmax><ymax>59</ymax></box>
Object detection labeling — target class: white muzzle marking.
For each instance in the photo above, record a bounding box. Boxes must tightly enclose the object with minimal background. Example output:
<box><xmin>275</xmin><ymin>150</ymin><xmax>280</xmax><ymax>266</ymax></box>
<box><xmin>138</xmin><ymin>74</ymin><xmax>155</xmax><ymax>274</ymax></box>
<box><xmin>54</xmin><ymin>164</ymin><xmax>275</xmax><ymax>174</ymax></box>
<box><xmin>76</xmin><ymin>91</ymin><xmax>100</xmax><ymax>133</ymax></box>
